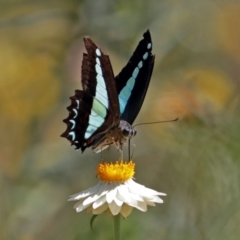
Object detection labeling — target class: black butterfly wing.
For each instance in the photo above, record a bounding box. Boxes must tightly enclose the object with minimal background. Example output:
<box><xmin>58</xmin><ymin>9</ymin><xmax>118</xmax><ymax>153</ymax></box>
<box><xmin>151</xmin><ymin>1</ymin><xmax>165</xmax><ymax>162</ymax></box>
<box><xmin>61</xmin><ymin>37</ymin><xmax>120</xmax><ymax>152</ymax></box>
<box><xmin>115</xmin><ymin>30</ymin><xmax>155</xmax><ymax>125</ymax></box>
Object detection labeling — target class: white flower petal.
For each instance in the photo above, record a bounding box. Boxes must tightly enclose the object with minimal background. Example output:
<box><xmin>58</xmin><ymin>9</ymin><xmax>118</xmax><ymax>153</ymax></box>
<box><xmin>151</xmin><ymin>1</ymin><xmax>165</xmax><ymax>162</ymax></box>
<box><xmin>142</xmin><ymin>187</ymin><xmax>166</xmax><ymax>197</ymax></box>
<box><xmin>92</xmin><ymin>195</ymin><xmax>107</xmax><ymax>209</ymax></box>
<box><xmin>124</xmin><ymin>182</ymin><xmax>146</xmax><ymax>201</ymax></box>
<box><xmin>73</xmin><ymin>198</ymin><xmax>84</xmax><ymax>209</ymax></box>
<box><xmin>92</xmin><ymin>202</ymin><xmax>108</xmax><ymax>215</ymax></box>
<box><xmin>113</xmin><ymin>196</ymin><xmax>123</xmax><ymax>207</ymax></box>
<box><xmin>83</xmin><ymin>182</ymin><xmax>108</xmax><ymax>206</ymax></box>
<box><xmin>125</xmin><ymin>200</ymin><xmax>139</xmax><ymax>208</ymax></box>
<box><xmin>116</xmin><ymin>184</ymin><xmax>132</xmax><ymax>202</ymax></box>
<box><xmin>106</xmin><ymin>183</ymin><xmax>117</xmax><ymax>203</ymax></box>
<box><xmin>69</xmin><ymin>177</ymin><xmax>166</xmax><ymax>217</ymax></box>
<box><xmin>68</xmin><ymin>182</ymin><xmax>102</xmax><ymax>201</ymax></box>
<box><xmin>120</xmin><ymin>204</ymin><xmax>132</xmax><ymax>218</ymax></box>
<box><xmin>74</xmin><ymin>200</ymin><xmax>91</xmax><ymax>212</ymax></box>
<box><xmin>108</xmin><ymin>200</ymin><xmax>121</xmax><ymax>216</ymax></box>
<box><xmin>145</xmin><ymin>196</ymin><xmax>164</xmax><ymax>203</ymax></box>
<box><xmin>125</xmin><ymin>199</ymin><xmax>141</xmax><ymax>209</ymax></box>
<box><xmin>128</xmin><ymin>179</ymin><xmax>166</xmax><ymax>196</ymax></box>
<box><xmin>125</xmin><ymin>186</ymin><xmax>144</xmax><ymax>202</ymax></box>
<box><xmin>135</xmin><ymin>201</ymin><xmax>147</xmax><ymax>212</ymax></box>
<box><xmin>83</xmin><ymin>195</ymin><xmax>100</xmax><ymax>206</ymax></box>
<box><xmin>117</xmin><ymin>185</ymin><xmax>140</xmax><ymax>207</ymax></box>
<box><xmin>126</xmin><ymin>181</ymin><xmax>166</xmax><ymax>205</ymax></box>
<box><xmin>128</xmin><ymin>192</ymin><xmax>144</xmax><ymax>202</ymax></box>
<box><xmin>145</xmin><ymin>200</ymin><xmax>156</xmax><ymax>206</ymax></box>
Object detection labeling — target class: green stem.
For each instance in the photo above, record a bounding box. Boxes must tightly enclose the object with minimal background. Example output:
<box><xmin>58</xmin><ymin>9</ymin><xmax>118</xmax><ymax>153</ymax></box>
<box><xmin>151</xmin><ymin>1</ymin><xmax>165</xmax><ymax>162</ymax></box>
<box><xmin>113</xmin><ymin>214</ymin><xmax>121</xmax><ymax>240</ymax></box>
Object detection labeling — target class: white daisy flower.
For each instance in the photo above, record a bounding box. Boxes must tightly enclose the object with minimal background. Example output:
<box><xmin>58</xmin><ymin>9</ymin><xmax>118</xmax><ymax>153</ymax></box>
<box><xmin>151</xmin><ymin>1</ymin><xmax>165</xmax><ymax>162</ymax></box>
<box><xmin>68</xmin><ymin>161</ymin><xmax>166</xmax><ymax>218</ymax></box>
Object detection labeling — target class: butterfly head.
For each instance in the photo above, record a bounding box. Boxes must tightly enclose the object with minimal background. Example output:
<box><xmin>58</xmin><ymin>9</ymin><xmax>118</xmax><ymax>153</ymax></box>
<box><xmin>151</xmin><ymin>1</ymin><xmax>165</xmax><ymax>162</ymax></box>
<box><xmin>119</xmin><ymin>120</ymin><xmax>137</xmax><ymax>138</ymax></box>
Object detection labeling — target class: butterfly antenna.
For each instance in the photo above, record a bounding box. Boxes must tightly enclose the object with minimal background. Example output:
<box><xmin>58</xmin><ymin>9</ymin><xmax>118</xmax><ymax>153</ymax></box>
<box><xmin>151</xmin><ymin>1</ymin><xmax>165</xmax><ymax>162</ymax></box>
<box><xmin>133</xmin><ymin>118</ymin><xmax>178</xmax><ymax>128</ymax></box>
<box><xmin>105</xmin><ymin>146</ymin><xmax>111</xmax><ymax>160</ymax></box>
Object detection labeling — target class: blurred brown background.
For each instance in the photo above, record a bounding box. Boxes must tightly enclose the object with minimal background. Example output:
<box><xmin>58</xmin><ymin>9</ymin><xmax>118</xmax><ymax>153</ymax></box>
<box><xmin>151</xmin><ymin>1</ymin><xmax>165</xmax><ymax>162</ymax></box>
<box><xmin>1</xmin><ymin>0</ymin><xmax>240</xmax><ymax>239</ymax></box>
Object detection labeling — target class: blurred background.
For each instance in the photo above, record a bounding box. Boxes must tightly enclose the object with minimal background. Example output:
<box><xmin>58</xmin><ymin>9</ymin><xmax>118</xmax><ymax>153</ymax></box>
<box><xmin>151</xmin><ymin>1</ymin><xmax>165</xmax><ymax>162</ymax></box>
<box><xmin>1</xmin><ymin>0</ymin><xmax>240</xmax><ymax>239</ymax></box>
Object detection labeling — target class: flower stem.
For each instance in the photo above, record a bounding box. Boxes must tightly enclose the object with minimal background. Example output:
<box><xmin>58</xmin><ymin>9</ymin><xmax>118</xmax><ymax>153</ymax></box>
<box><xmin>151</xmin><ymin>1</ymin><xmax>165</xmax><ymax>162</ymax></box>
<box><xmin>113</xmin><ymin>214</ymin><xmax>121</xmax><ymax>240</ymax></box>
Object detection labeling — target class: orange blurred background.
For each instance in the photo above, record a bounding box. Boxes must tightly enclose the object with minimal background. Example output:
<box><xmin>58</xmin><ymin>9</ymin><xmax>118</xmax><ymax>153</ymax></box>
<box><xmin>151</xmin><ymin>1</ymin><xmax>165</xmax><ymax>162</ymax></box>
<box><xmin>1</xmin><ymin>1</ymin><xmax>240</xmax><ymax>239</ymax></box>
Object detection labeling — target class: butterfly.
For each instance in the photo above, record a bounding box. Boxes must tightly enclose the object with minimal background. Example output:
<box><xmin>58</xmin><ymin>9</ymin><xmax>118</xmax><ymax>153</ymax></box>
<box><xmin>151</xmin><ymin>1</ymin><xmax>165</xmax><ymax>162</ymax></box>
<box><xmin>61</xmin><ymin>30</ymin><xmax>155</xmax><ymax>153</ymax></box>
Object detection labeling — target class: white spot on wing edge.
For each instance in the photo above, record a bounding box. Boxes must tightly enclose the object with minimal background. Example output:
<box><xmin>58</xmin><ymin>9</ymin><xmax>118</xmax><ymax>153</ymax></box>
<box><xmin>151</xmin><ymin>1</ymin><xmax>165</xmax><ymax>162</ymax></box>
<box><xmin>96</xmin><ymin>48</ymin><xmax>101</xmax><ymax>56</ymax></box>
<box><xmin>69</xmin><ymin>120</ymin><xmax>76</xmax><ymax>130</ymax></box>
<box><xmin>72</xmin><ymin>109</ymin><xmax>78</xmax><ymax>118</ymax></box>
<box><xmin>147</xmin><ymin>43</ymin><xmax>152</xmax><ymax>49</ymax></box>
<box><xmin>69</xmin><ymin>131</ymin><xmax>76</xmax><ymax>141</ymax></box>
<box><xmin>76</xmin><ymin>100</ymin><xmax>80</xmax><ymax>109</ymax></box>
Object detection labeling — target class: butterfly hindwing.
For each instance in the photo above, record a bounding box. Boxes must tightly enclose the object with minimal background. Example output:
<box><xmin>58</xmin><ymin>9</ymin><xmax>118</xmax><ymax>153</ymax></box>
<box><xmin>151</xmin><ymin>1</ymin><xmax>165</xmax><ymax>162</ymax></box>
<box><xmin>115</xmin><ymin>30</ymin><xmax>155</xmax><ymax>124</ymax></box>
<box><xmin>61</xmin><ymin>37</ymin><xmax>120</xmax><ymax>152</ymax></box>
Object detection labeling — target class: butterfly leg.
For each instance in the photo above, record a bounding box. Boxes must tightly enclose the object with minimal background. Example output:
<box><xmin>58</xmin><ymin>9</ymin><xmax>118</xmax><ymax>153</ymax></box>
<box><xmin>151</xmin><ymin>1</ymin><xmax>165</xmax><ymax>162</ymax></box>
<box><xmin>118</xmin><ymin>148</ymin><xmax>123</xmax><ymax>161</ymax></box>
<box><xmin>103</xmin><ymin>145</ymin><xmax>111</xmax><ymax>161</ymax></box>
<box><xmin>126</xmin><ymin>139</ymin><xmax>136</xmax><ymax>161</ymax></box>
<box><xmin>130</xmin><ymin>143</ymin><xmax>136</xmax><ymax>160</ymax></box>
<box><xmin>116</xmin><ymin>141</ymin><xmax>124</xmax><ymax>160</ymax></box>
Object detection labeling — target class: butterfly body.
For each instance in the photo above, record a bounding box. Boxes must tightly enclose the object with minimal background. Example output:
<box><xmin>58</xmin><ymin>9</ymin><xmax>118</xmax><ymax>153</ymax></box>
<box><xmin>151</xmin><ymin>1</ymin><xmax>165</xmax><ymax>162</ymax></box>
<box><xmin>61</xmin><ymin>30</ymin><xmax>154</xmax><ymax>152</ymax></box>
<box><xmin>91</xmin><ymin>120</ymin><xmax>136</xmax><ymax>153</ymax></box>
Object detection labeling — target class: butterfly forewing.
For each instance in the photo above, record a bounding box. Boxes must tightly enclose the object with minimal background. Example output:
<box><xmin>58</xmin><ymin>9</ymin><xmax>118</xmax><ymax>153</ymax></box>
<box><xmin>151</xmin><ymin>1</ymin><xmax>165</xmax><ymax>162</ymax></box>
<box><xmin>61</xmin><ymin>37</ymin><xmax>120</xmax><ymax>152</ymax></box>
<box><xmin>115</xmin><ymin>30</ymin><xmax>155</xmax><ymax>124</ymax></box>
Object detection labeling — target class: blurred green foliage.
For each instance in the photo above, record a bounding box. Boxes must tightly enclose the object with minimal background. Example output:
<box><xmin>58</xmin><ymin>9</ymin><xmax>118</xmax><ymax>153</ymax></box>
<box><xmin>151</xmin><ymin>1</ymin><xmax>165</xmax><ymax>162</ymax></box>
<box><xmin>1</xmin><ymin>0</ymin><xmax>240</xmax><ymax>239</ymax></box>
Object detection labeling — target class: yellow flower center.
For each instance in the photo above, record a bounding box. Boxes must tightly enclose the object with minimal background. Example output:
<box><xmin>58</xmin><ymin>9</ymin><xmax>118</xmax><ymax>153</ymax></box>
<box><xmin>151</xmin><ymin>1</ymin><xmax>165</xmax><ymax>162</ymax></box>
<box><xmin>97</xmin><ymin>161</ymin><xmax>135</xmax><ymax>182</ymax></box>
